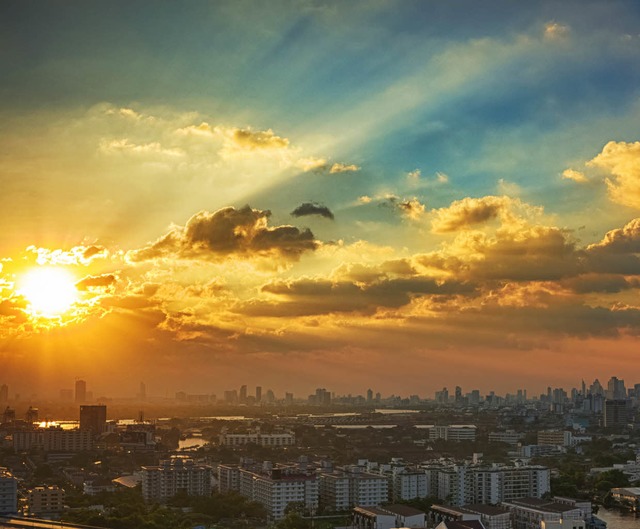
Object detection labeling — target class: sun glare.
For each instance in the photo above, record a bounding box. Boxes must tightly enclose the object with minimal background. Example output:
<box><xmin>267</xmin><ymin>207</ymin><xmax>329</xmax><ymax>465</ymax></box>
<box><xmin>18</xmin><ymin>267</ymin><xmax>78</xmax><ymax>317</ymax></box>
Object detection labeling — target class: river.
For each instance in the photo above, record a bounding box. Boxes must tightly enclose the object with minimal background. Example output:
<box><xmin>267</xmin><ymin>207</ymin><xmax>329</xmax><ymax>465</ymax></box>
<box><xmin>597</xmin><ymin>507</ymin><xmax>640</xmax><ymax>528</ymax></box>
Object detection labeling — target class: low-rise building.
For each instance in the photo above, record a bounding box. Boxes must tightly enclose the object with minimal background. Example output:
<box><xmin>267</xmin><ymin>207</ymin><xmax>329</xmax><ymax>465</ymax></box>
<box><xmin>610</xmin><ymin>487</ymin><xmax>640</xmax><ymax>508</ymax></box>
<box><xmin>430</xmin><ymin>425</ymin><xmax>477</xmax><ymax>442</ymax></box>
<box><xmin>489</xmin><ymin>431</ymin><xmax>524</xmax><ymax>445</ymax></box>
<box><xmin>219</xmin><ymin>431</ymin><xmax>295</xmax><ymax>447</ymax></box>
<box><xmin>537</xmin><ymin>430</ymin><xmax>572</xmax><ymax>447</ymax></box>
<box><xmin>501</xmin><ymin>498</ymin><xmax>584</xmax><ymax>529</ymax></box>
<box><xmin>352</xmin><ymin>504</ymin><xmax>426</xmax><ymax>529</ymax></box>
<box><xmin>26</xmin><ymin>485</ymin><xmax>65</xmax><ymax>518</ymax></box>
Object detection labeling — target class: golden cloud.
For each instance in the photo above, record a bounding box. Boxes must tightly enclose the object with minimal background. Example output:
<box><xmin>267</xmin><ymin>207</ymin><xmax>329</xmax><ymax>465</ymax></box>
<box><xmin>128</xmin><ymin>205</ymin><xmax>318</xmax><ymax>263</ymax></box>
<box><xmin>588</xmin><ymin>140</ymin><xmax>640</xmax><ymax>209</ymax></box>
<box><xmin>431</xmin><ymin>195</ymin><xmax>539</xmax><ymax>233</ymax></box>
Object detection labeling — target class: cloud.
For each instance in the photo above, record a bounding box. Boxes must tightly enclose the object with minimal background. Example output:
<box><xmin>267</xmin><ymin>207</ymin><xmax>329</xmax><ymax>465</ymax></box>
<box><xmin>587</xmin><ymin>218</ymin><xmax>640</xmax><ymax>253</ymax></box>
<box><xmin>241</xmin><ymin>274</ymin><xmax>476</xmax><ymax>317</ymax></box>
<box><xmin>291</xmin><ymin>202</ymin><xmax>335</xmax><ymax>220</ymax></box>
<box><xmin>99</xmin><ymin>139</ymin><xmax>185</xmax><ymax>159</ymax></box>
<box><xmin>129</xmin><ymin>205</ymin><xmax>318</xmax><ymax>262</ymax></box>
<box><xmin>431</xmin><ymin>196</ymin><xmax>537</xmax><ymax>233</ymax></box>
<box><xmin>587</xmin><ymin>141</ymin><xmax>640</xmax><ymax>209</ymax></box>
<box><xmin>229</xmin><ymin>128</ymin><xmax>289</xmax><ymax>150</ymax></box>
<box><xmin>397</xmin><ymin>198</ymin><xmax>426</xmax><ymax>220</ymax></box>
<box><xmin>562</xmin><ymin>168</ymin><xmax>589</xmax><ymax>183</ymax></box>
<box><xmin>407</xmin><ymin>169</ymin><xmax>421</xmax><ymax>181</ymax></box>
<box><xmin>436</xmin><ymin>172</ymin><xmax>449</xmax><ymax>184</ymax></box>
<box><xmin>496</xmin><ymin>179</ymin><xmax>522</xmax><ymax>196</ymax></box>
<box><xmin>379</xmin><ymin>195</ymin><xmax>426</xmax><ymax>219</ymax></box>
<box><xmin>330</xmin><ymin>162</ymin><xmax>360</xmax><ymax>174</ymax></box>
<box><xmin>296</xmin><ymin>157</ymin><xmax>329</xmax><ymax>172</ymax></box>
<box><xmin>76</xmin><ymin>273</ymin><xmax>118</xmax><ymax>291</ymax></box>
<box><xmin>27</xmin><ymin>245</ymin><xmax>108</xmax><ymax>266</ymax></box>
<box><xmin>561</xmin><ymin>274</ymin><xmax>640</xmax><ymax>294</ymax></box>
<box><xmin>544</xmin><ymin>21</ymin><xmax>571</xmax><ymax>40</ymax></box>
<box><xmin>419</xmin><ymin>224</ymin><xmax>580</xmax><ymax>282</ymax></box>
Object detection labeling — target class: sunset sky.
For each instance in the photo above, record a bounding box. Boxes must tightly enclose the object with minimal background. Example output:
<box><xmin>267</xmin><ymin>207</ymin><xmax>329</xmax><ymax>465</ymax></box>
<box><xmin>2</xmin><ymin>1</ymin><xmax>640</xmax><ymax>399</ymax></box>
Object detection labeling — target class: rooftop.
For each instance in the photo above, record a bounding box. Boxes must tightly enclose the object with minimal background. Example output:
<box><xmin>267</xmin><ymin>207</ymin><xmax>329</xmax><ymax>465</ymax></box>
<box><xmin>503</xmin><ymin>498</ymin><xmax>580</xmax><ymax>513</ymax></box>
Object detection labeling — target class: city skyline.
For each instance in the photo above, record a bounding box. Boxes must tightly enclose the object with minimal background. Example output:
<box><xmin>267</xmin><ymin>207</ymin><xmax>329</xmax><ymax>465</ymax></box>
<box><xmin>0</xmin><ymin>373</ymin><xmax>637</xmax><ymax>403</ymax></box>
<box><xmin>2</xmin><ymin>1</ymin><xmax>640</xmax><ymax>397</ymax></box>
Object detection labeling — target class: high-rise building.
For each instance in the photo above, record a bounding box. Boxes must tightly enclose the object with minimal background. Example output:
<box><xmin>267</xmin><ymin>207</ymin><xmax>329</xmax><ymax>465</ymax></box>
<box><xmin>79</xmin><ymin>405</ymin><xmax>107</xmax><ymax>435</ymax></box>
<box><xmin>367</xmin><ymin>389</ymin><xmax>373</xmax><ymax>402</ymax></box>
<box><xmin>0</xmin><ymin>468</ymin><xmax>18</xmax><ymax>514</ymax></box>
<box><xmin>220</xmin><ymin>460</ymin><xmax>318</xmax><ymax>520</ymax></box>
<box><xmin>435</xmin><ymin>387</ymin><xmax>449</xmax><ymax>404</ymax></box>
<box><xmin>604</xmin><ymin>399</ymin><xmax>630</xmax><ymax>429</ymax></box>
<box><xmin>141</xmin><ymin>457</ymin><xmax>213</xmax><ymax>503</ymax></box>
<box><xmin>239</xmin><ymin>385</ymin><xmax>247</xmax><ymax>404</ymax></box>
<box><xmin>590</xmin><ymin>379</ymin><xmax>604</xmax><ymax>396</ymax></box>
<box><xmin>606</xmin><ymin>377</ymin><xmax>626</xmax><ymax>400</ymax></box>
<box><xmin>75</xmin><ymin>379</ymin><xmax>87</xmax><ymax>404</ymax></box>
<box><xmin>255</xmin><ymin>386</ymin><xmax>262</xmax><ymax>403</ymax></box>
<box><xmin>224</xmin><ymin>390</ymin><xmax>238</xmax><ymax>404</ymax></box>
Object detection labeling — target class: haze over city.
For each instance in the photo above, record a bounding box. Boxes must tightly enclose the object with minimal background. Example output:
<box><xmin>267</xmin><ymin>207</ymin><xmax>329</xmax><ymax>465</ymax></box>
<box><xmin>2</xmin><ymin>1</ymin><xmax>640</xmax><ymax>398</ymax></box>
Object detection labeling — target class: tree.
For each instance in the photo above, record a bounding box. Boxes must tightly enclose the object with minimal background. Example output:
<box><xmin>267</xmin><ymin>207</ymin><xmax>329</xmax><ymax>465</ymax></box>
<box><xmin>273</xmin><ymin>512</ymin><xmax>311</xmax><ymax>529</ymax></box>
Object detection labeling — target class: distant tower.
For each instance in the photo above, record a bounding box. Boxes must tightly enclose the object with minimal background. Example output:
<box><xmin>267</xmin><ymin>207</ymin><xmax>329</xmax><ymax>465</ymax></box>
<box><xmin>0</xmin><ymin>384</ymin><xmax>8</xmax><ymax>404</ymax></box>
<box><xmin>2</xmin><ymin>407</ymin><xmax>16</xmax><ymax>424</ymax></box>
<box><xmin>255</xmin><ymin>386</ymin><xmax>262</xmax><ymax>403</ymax></box>
<box><xmin>75</xmin><ymin>379</ymin><xmax>87</xmax><ymax>404</ymax></box>
<box><xmin>367</xmin><ymin>389</ymin><xmax>373</xmax><ymax>402</ymax></box>
<box><xmin>239</xmin><ymin>385</ymin><xmax>247</xmax><ymax>404</ymax></box>
<box><xmin>25</xmin><ymin>406</ymin><xmax>39</xmax><ymax>423</ymax></box>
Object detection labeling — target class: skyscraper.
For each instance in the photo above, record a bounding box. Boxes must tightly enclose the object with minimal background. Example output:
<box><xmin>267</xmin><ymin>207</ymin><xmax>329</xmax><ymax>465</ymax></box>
<box><xmin>604</xmin><ymin>399</ymin><xmax>629</xmax><ymax>429</ymax></box>
<box><xmin>75</xmin><ymin>379</ymin><xmax>87</xmax><ymax>404</ymax></box>
<box><xmin>606</xmin><ymin>376</ymin><xmax>626</xmax><ymax>400</ymax></box>
<box><xmin>255</xmin><ymin>386</ymin><xmax>262</xmax><ymax>403</ymax></box>
<box><xmin>79</xmin><ymin>405</ymin><xmax>107</xmax><ymax>435</ymax></box>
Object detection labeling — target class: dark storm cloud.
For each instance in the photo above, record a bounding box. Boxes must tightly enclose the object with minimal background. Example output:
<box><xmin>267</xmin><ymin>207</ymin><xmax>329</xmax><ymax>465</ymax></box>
<box><xmin>129</xmin><ymin>205</ymin><xmax>318</xmax><ymax>262</ymax></box>
<box><xmin>291</xmin><ymin>202</ymin><xmax>335</xmax><ymax>220</ymax></box>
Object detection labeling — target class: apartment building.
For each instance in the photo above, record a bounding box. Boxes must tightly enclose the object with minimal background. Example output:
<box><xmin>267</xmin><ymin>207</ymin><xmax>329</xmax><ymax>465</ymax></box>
<box><xmin>318</xmin><ymin>466</ymin><xmax>388</xmax><ymax>512</ymax></box>
<box><xmin>13</xmin><ymin>428</ymin><xmax>93</xmax><ymax>452</ymax></box>
<box><xmin>218</xmin><ymin>431</ymin><xmax>295</xmax><ymax>447</ymax></box>
<box><xmin>430</xmin><ymin>425</ymin><xmax>477</xmax><ymax>442</ymax></box>
<box><xmin>218</xmin><ymin>461</ymin><xmax>317</xmax><ymax>520</ymax></box>
<box><xmin>0</xmin><ymin>468</ymin><xmax>17</xmax><ymax>515</ymax></box>
<box><xmin>427</xmin><ymin>464</ymin><xmax>550</xmax><ymax>506</ymax></box>
<box><xmin>141</xmin><ymin>456</ymin><xmax>213</xmax><ymax>502</ymax></box>
<box><xmin>26</xmin><ymin>485</ymin><xmax>65</xmax><ymax>517</ymax></box>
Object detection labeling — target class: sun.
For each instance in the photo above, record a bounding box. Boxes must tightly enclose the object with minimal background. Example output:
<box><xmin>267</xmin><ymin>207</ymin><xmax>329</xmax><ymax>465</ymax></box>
<box><xmin>18</xmin><ymin>267</ymin><xmax>79</xmax><ymax>318</ymax></box>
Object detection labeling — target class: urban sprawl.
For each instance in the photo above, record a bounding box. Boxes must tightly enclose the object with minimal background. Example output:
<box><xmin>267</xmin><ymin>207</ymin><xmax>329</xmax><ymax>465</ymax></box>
<box><xmin>0</xmin><ymin>377</ymin><xmax>639</xmax><ymax>528</ymax></box>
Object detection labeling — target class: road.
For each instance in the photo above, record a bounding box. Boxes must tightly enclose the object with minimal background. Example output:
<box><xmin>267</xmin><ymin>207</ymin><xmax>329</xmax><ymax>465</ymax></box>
<box><xmin>0</xmin><ymin>517</ymin><xmax>102</xmax><ymax>529</ymax></box>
